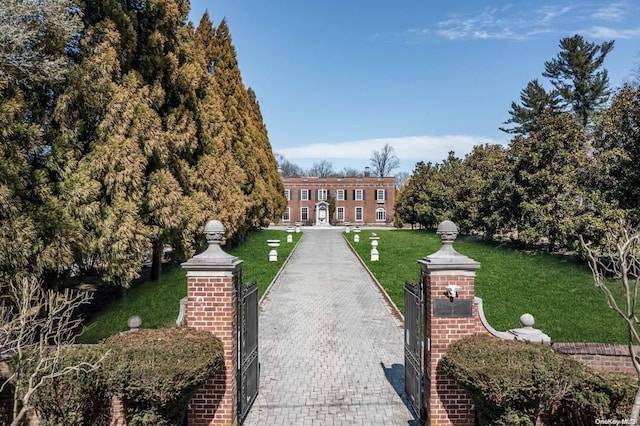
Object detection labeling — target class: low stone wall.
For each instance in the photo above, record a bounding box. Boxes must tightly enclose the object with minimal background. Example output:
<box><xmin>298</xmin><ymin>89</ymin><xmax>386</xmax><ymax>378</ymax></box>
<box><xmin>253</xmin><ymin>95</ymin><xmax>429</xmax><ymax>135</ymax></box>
<box><xmin>553</xmin><ymin>342</ymin><xmax>639</xmax><ymax>374</ymax></box>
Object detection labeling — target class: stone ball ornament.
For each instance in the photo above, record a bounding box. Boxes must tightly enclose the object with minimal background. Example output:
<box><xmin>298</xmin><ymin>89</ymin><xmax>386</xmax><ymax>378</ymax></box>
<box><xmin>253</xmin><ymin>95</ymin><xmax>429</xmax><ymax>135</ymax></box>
<box><xmin>204</xmin><ymin>219</ymin><xmax>225</xmax><ymax>243</ymax></box>
<box><xmin>436</xmin><ymin>220</ymin><xmax>459</xmax><ymax>242</ymax></box>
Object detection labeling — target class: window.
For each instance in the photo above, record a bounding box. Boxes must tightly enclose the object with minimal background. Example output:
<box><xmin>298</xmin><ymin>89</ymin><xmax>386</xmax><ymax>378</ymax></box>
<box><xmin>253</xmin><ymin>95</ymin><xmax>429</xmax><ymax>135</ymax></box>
<box><xmin>300</xmin><ymin>189</ymin><xmax>309</xmax><ymax>201</ymax></box>
<box><xmin>375</xmin><ymin>189</ymin><xmax>386</xmax><ymax>201</ymax></box>
<box><xmin>301</xmin><ymin>207</ymin><xmax>309</xmax><ymax>221</ymax></box>
<box><xmin>317</xmin><ymin>189</ymin><xmax>327</xmax><ymax>201</ymax></box>
<box><xmin>354</xmin><ymin>189</ymin><xmax>364</xmax><ymax>201</ymax></box>
<box><xmin>282</xmin><ymin>207</ymin><xmax>290</xmax><ymax>221</ymax></box>
<box><xmin>336</xmin><ymin>189</ymin><xmax>345</xmax><ymax>201</ymax></box>
<box><xmin>337</xmin><ymin>207</ymin><xmax>345</xmax><ymax>221</ymax></box>
<box><xmin>375</xmin><ymin>208</ymin><xmax>386</xmax><ymax>222</ymax></box>
<box><xmin>284</xmin><ymin>189</ymin><xmax>291</xmax><ymax>201</ymax></box>
<box><xmin>355</xmin><ymin>207</ymin><xmax>363</xmax><ymax>221</ymax></box>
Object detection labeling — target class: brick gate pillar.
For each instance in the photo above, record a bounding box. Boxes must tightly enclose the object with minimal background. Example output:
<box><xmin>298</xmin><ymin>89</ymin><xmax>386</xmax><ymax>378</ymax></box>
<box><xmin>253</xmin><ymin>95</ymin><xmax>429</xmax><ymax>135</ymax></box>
<box><xmin>182</xmin><ymin>220</ymin><xmax>241</xmax><ymax>426</ymax></box>
<box><xmin>419</xmin><ymin>220</ymin><xmax>482</xmax><ymax>426</ymax></box>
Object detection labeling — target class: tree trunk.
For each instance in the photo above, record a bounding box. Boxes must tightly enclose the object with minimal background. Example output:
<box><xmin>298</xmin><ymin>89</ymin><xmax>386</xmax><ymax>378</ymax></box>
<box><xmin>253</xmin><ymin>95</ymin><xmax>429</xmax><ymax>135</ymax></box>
<box><xmin>150</xmin><ymin>241</ymin><xmax>163</xmax><ymax>281</ymax></box>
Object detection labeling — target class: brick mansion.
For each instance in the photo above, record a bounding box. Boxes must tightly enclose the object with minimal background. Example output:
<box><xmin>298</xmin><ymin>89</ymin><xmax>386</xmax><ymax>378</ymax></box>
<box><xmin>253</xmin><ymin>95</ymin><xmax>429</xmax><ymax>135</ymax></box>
<box><xmin>279</xmin><ymin>172</ymin><xmax>396</xmax><ymax>226</ymax></box>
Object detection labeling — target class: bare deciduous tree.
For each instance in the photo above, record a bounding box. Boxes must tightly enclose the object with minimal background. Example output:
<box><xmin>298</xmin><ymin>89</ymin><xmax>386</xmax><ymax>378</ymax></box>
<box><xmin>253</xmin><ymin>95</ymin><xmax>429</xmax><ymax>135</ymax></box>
<box><xmin>581</xmin><ymin>225</ymin><xmax>640</xmax><ymax>422</ymax></box>
<box><xmin>370</xmin><ymin>143</ymin><xmax>400</xmax><ymax>177</ymax></box>
<box><xmin>0</xmin><ymin>277</ymin><xmax>106</xmax><ymax>426</ymax></box>
<box><xmin>275</xmin><ymin>153</ymin><xmax>305</xmax><ymax>177</ymax></box>
<box><xmin>307</xmin><ymin>160</ymin><xmax>335</xmax><ymax>178</ymax></box>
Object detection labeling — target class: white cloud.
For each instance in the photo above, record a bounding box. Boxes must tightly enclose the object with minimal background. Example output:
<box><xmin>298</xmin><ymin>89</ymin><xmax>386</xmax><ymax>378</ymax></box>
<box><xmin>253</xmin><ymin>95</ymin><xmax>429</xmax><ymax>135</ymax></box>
<box><xmin>580</xmin><ymin>25</ymin><xmax>640</xmax><ymax>39</ymax></box>
<box><xmin>592</xmin><ymin>1</ymin><xmax>628</xmax><ymax>22</ymax></box>
<box><xmin>435</xmin><ymin>9</ymin><xmax>523</xmax><ymax>41</ymax></box>
<box><xmin>405</xmin><ymin>2</ymin><xmax>639</xmax><ymax>42</ymax></box>
<box><xmin>276</xmin><ymin>135</ymin><xmax>505</xmax><ymax>165</ymax></box>
<box><xmin>537</xmin><ymin>5</ymin><xmax>573</xmax><ymax>25</ymax></box>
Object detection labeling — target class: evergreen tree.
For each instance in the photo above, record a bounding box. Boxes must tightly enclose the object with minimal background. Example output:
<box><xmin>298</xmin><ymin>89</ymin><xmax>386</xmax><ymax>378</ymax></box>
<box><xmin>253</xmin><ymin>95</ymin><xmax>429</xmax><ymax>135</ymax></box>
<box><xmin>509</xmin><ymin>111</ymin><xmax>593</xmax><ymax>251</ymax></box>
<box><xmin>54</xmin><ymin>0</ymin><xmax>197</xmax><ymax>285</ymax></box>
<box><xmin>212</xmin><ymin>18</ymin><xmax>285</xmax><ymax>236</ymax></box>
<box><xmin>458</xmin><ymin>144</ymin><xmax>512</xmax><ymax>238</ymax></box>
<box><xmin>190</xmin><ymin>12</ymin><xmax>249</xmax><ymax>238</ymax></box>
<box><xmin>52</xmin><ymin>23</ymin><xmax>156</xmax><ymax>287</ymax></box>
<box><xmin>593</xmin><ymin>84</ymin><xmax>640</xmax><ymax>222</ymax></box>
<box><xmin>543</xmin><ymin>34</ymin><xmax>614</xmax><ymax>127</ymax></box>
<box><xmin>433</xmin><ymin>151</ymin><xmax>465</xmax><ymax>226</ymax></box>
<box><xmin>245</xmin><ymin>88</ymin><xmax>286</xmax><ymax>225</ymax></box>
<box><xmin>0</xmin><ymin>0</ymin><xmax>82</xmax><ymax>288</ymax></box>
<box><xmin>394</xmin><ymin>161</ymin><xmax>439</xmax><ymax>228</ymax></box>
<box><xmin>501</xmin><ymin>79</ymin><xmax>561</xmax><ymax>135</ymax></box>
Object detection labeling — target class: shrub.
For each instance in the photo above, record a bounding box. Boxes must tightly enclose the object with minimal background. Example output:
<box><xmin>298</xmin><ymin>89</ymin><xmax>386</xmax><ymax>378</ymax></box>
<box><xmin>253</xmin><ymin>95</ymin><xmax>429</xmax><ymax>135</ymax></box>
<box><xmin>440</xmin><ymin>335</ymin><xmax>635</xmax><ymax>425</ymax></box>
<box><xmin>20</xmin><ymin>345</ymin><xmax>110</xmax><ymax>426</ymax></box>
<box><xmin>101</xmin><ymin>327</ymin><xmax>224</xmax><ymax>426</ymax></box>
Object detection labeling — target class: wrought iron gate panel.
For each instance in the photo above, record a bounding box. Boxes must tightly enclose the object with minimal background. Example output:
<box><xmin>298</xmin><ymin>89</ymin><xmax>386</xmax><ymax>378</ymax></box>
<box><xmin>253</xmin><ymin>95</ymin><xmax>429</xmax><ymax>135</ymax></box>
<box><xmin>238</xmin><ymin>278</ymin><xmax>259</xmax><ymax>423</ymax></box>
<box><xmin>404</xmin><ymin>279</ymin><xmax>424</xmax><ymax>420</ymax></box>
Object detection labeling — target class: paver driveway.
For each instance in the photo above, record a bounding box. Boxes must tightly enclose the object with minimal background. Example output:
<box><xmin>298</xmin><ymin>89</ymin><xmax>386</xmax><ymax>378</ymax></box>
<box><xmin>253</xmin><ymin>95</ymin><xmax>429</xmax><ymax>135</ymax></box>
<box><xmin>242</xmin><ymin>228</ymin><xmax>418</xmax><ymax>426</ymax></box>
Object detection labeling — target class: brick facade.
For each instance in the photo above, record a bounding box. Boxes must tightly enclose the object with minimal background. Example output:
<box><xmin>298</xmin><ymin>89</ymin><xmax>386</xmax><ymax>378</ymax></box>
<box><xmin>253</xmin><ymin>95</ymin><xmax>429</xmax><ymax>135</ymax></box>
<box><xmin>279</xmin><ymin>176</ymin><xmax>396</xmax><ymax>226</ymax></box>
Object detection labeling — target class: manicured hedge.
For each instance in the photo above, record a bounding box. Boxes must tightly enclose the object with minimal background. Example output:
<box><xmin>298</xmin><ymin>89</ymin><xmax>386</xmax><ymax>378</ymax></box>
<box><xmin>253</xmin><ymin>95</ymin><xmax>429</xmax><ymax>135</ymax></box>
<box><xmin>101</xmin><ymin>327</ymin><xmax>224</xmax><ymax>426</ymax></box>
<box><xmin>20</xmin><ymin>327</ymin><xmax>224</xmax><ymax>426</ymax></box>
<box><xmin>440</xmin><ymin>335</ymin><xmax>635</xmax><ymax>425</ymax></box>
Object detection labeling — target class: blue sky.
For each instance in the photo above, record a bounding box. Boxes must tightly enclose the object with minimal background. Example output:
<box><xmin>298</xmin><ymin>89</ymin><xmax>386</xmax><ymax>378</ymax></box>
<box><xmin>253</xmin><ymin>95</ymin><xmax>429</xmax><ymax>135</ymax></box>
<box><xmin>188</xmin><ymin>1</ymin><xmax>640</xmax><ymax>174</ymax></box>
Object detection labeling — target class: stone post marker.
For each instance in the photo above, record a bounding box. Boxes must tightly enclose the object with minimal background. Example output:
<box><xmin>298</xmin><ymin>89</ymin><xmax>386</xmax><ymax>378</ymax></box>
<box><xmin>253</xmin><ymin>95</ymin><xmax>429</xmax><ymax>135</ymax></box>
<box><xmin>182</xmin><ymin>220</ymin><xmax>241</xmax><ymax>426</ymax></box>
<box><xmin>419</xmin><ymin>220</ymin><xmax>482</xmax><ymax>425</ymax></box>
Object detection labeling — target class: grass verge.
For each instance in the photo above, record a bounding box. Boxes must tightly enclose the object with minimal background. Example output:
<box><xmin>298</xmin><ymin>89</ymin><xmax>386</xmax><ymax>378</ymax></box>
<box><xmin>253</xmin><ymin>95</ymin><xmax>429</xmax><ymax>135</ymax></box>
<box><xmin>347</xmin><ymin>229</ymin><xmax>628</xmax><ymax>344</ymax></box>
<box><xmin>77</xmin><ymin>229</ymin><xmax>301</xmax><ymax>343</ymax></box>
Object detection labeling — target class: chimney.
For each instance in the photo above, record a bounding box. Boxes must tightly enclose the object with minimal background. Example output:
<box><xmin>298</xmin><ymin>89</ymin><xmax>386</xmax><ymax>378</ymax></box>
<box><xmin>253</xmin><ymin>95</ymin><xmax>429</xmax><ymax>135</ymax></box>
<box><xmin>364</xmin><ymin>166</ymin><xmax>371</xmax><ymax>177</ymax></box>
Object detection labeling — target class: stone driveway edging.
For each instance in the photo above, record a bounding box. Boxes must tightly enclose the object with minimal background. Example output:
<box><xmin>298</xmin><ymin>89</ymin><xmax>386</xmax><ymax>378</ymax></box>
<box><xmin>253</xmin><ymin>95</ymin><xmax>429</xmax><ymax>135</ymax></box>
<box><xmin>342</xmin><ymin>232</ymin><xmax>405</xmax><ymax>323</ymax></box>
<box><xmin>258</xmin><ymin>232</ymin><xmax>305</xmax><ymax>305</ymax></box>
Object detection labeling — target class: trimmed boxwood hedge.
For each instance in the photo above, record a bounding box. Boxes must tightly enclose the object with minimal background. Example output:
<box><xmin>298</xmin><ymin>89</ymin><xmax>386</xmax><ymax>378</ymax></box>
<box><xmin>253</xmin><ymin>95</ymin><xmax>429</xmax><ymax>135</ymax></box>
<box><xmin>101</xmin><ymin>327</ymin><xmax>224</xmax><ymax>426</ymax></box>
<box><xmin>10</xmin><ymin>327</ymin><xmax>224</xmax><ymax>425</ymax></box>
<box><xmin>440</xmin><ymin>335</ymin><xmax>635</xmax><ymax>426</ymax></box>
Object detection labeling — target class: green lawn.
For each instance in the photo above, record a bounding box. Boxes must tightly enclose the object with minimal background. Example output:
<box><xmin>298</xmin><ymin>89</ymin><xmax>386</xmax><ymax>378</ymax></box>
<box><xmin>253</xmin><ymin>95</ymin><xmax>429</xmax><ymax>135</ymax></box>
<box><xmin>79</xmin><ymin>227</ymin><xmax>629</xmax><ymax>345</ymax></box>
<box><xmin>346</xmin><ymin>229</ymin><xmax>629</xmax><ymax>344</ymax></box>
<box><xmin>77</xmin><ymin>229</ymin><xmax>301</xmax><ymax>343</ymax></box>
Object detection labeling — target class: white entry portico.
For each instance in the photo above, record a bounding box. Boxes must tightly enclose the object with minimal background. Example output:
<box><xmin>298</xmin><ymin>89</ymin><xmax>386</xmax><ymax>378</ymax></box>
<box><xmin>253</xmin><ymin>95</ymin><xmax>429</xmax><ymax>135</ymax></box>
<box><xmin>314</xmin><ymin>201</ymin><xmax>330</xmax><ymax>226</ymax></box>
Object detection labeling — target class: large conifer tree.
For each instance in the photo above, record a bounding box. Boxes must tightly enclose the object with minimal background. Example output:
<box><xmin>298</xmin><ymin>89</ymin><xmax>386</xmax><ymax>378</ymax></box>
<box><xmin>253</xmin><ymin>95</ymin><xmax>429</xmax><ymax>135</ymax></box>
<box><xmin>543</xmin><ymin>34</ymin><xmax>614</xmax><ymax>127</ymax></box>
<box><xmin>0</xmin><ymin>0</ymin><xmax>82</xmax><ymax>288</ymax></box>
<box><xmin>501</xmin><ymin>79</ymin><xmax>562</xmax><ymax>135</ymax></box>
<box><xmin>212</xmin><ymin>19</ymin><xmax>285</xmax><ymax>238</ymax></box>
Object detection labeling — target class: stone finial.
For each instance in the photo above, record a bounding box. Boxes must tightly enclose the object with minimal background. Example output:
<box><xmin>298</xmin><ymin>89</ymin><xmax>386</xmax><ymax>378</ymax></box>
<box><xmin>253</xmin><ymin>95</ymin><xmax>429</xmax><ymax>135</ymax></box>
<box><xmin>128</xmin><ymin>315</ymin><xmax>142</xmax><ymax>331</ymax></box>
<box><xmin>420</xmin><ymin>220</ymin><xmax>480</xmax><ymax>270</ymax></box>
<box><xmin>508</xmin><ymin>313</ymin><xmax>551</xmax><ymax>344</ymax></box>
<box><xmin>181</xmin><ymin>219</ymin><xmax>240</xmax><ymax>269</ymax></box>
<box><xmin>520</xmin><ymin>313</ymin><xmax>535</xmax><ymax>327</ymax></box>
<box><xmin>204</xmin><ymin>220</ymin><xmax>225</xmax><ymax>244</ymax></box>
<box><xmin>436</xmin><ymin>220</ymin><xmax>459</xmax><ymax>243</ymax></box>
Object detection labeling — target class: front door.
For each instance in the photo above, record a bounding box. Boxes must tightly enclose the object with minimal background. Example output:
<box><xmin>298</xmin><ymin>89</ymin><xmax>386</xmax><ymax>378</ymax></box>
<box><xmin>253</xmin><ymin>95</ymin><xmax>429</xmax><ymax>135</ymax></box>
<box><xmin>315</xmin><ymin>201</ymin><xmax>329</xmax><ymax>225</ymax></box>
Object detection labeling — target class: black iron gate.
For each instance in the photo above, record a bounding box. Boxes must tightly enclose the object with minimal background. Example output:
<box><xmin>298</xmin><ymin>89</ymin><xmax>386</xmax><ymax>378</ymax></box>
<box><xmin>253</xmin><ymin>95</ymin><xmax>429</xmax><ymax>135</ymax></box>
<box><xmin>404</xmin><ymin>279</ymin><xmax>424</xmax><ymax>421</ymax></box>
<box><xmin>238</xmin><ymin>276</ymin><xmax>259</xmax><ymax>423</ymax></box>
